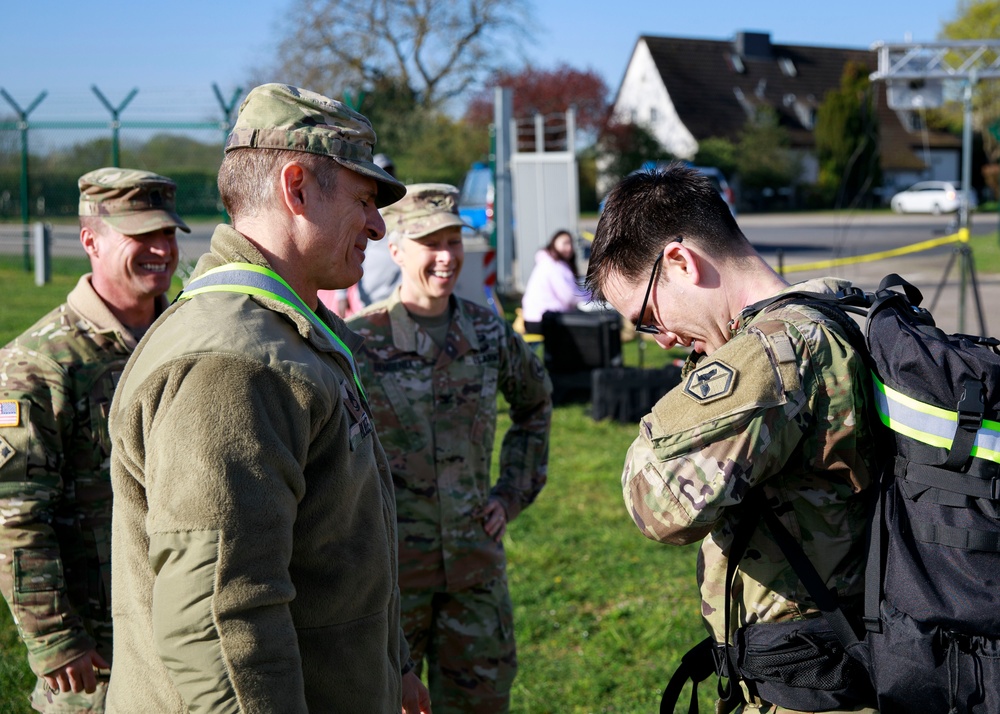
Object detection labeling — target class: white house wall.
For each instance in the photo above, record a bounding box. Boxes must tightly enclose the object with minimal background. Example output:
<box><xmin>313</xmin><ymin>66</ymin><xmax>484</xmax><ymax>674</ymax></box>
<box><xmin>924</xmin><ymin>149</ymin><xmax>961</xmax><ymax>183</ymax></box>
<box><xmin>614</xmin><ymin>39</ymin><xmax>699</xmax><ymax>161</ymax></box>
<box><xmin>797</xmin><ymin>150</ymin><xmax>819</xmax><ymax>185</ymax></box>
<box><xmin>882</xmin><ymin>150</ymin><xmax>961</xmax><ymax>197</ymax></box>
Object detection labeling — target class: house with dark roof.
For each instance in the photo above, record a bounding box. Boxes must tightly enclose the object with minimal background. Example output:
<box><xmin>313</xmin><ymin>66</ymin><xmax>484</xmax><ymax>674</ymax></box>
<box><xmin>605</xmin><ymin>31</ymin><xmax>961</xmax><ymax>202</ymax></box>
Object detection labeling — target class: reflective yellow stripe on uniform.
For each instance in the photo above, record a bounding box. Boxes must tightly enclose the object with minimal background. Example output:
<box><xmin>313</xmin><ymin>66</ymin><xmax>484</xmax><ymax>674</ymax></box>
<box><xmin>872</xmin><ymin>373</ymin><xmax>1000</xmax><ymax>463</ymax></box>
<box><xmin>178</xmin><ymin>263</ymin><xmax>366</xmax><ymax>399</ymax></box>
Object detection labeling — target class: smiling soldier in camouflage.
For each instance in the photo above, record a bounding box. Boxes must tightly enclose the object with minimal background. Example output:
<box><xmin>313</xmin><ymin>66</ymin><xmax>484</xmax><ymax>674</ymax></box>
<box><xmin>349</xmin><ymin>183</ymin><xmax>553</xmax><ymax>713</ymax></box>
<box><xmin>0</xmin><ymin>167</ymin><xmax>187</xmax><ymax>713</ymax></box>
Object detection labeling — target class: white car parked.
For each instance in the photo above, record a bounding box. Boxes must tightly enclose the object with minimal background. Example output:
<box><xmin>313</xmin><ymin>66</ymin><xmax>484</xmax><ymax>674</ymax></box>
<box><xmin>890</xmin><ymin>181</ymin><xmax>977</xmax><ymax>215</ymax></box>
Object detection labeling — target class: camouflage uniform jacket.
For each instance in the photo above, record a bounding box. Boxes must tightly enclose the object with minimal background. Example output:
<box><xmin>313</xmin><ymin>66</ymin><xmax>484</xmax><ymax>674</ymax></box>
<box><xmin>107</xmin><ymin>225</ymin><xmax>408</xmax><ymax>714</ymax></box>
<box><xmin>622</xmin><ymin>277</ymin><xmax>875</xmax><ymax>645</ymax></box>
<box><xmin>0</xmin><ymin>275</ymin><xmax>159</xmax><ymax>675</ymax></box>
<box><xmin>349</xmin><ymin>288</ymin><xmax>552</xmax><ymax>592</ymax></box>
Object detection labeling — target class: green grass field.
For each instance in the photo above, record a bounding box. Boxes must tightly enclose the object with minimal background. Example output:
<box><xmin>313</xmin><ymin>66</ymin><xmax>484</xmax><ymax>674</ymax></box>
<box><xmin>0</xmin><ymin>256</ymin><xmax>710</xmax><ymax>713</ymax></box>
<box><xmin>970</xmin><ymin>232</ymin><xmax>1000</xmax><ymax>273</ymax></box>
<box><xmin>3</xmin><ymin>235</ymin><xmax>997</xmax><ymax>713</ymax></box>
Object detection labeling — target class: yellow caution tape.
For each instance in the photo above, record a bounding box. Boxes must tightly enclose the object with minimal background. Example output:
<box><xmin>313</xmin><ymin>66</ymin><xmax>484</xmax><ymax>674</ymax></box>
<box><xmin>779</xmin><ymin>229</ymin><xmax>968</xmax><ymax>274</ymax></box>
<box><xmin>578</xmin><ymin>228</ymin><xmax>970</xmax><ymax>275</ymax></box>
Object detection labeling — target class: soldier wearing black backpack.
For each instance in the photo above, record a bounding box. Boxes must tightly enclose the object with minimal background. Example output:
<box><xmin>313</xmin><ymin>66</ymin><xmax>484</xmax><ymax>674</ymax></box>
<box><xmin>586</xmin><ymin>164</ymin><xmax>879</xmax><ymax>713</ymax></box>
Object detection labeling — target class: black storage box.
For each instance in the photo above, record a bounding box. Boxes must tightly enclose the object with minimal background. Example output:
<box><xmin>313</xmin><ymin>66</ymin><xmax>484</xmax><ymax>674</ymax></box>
<box><xmin>591</xmin><ymin>365</ymin><xmax>682</xmax><ymax>423</ymax></box>
<box><xmin>542</xmin><ymin>311</ymin><xmax>622</xmax><ymax>406</ymax></box>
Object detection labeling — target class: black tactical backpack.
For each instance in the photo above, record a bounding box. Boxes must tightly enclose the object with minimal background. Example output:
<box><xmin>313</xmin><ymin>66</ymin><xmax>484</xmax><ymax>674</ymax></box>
<box><xmin>660</xmin><ymin>274</ymin><xmax>1000</xmax><ymax>714</ymax></box>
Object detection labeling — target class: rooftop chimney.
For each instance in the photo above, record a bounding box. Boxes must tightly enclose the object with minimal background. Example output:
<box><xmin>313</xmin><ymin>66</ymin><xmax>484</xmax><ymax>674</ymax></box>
<box><xmin>735</xmin><ymin>31</ymin><xmax>773</xmax><ymax>60</ymax></box>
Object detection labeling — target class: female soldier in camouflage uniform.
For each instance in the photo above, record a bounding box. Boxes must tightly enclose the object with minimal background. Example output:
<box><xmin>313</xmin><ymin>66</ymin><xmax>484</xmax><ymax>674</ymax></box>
<box><xmin>349</xmin><ymin>184</ymin><xmax>552</xmax><ymax>713</ymax></box>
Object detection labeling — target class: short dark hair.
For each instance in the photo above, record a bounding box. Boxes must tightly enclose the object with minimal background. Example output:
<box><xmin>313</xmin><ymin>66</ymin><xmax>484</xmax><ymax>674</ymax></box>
<box><xmin>585</xmin><ymin>163</ymin><xmax>750</xmax><ymax>300</ymax></box>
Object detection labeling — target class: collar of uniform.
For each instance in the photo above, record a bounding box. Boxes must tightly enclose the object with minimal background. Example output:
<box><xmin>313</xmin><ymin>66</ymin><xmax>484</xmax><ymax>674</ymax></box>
<box><xmin>193</xmin><ymin>224</ymin><xmax>364</xmax><ymax>355</ymax></box>
<box><xmin>451</xmin><ymin>297</ymin><xmax>480</xmax><ymax>348</ymax></box>
<box><xmin>384</xmin><ymin>286</ymin><xmax>479</xmax><ymax>357</ymax></box>
<box><xmin>731</xmin><ymin>276</ymin><xmax>852</xmax><ymax>335</ymax></box>
<box><xmin>65</xmin><ymin>273</ymin><xmax>167</xmax><ymax>351</ymax></box>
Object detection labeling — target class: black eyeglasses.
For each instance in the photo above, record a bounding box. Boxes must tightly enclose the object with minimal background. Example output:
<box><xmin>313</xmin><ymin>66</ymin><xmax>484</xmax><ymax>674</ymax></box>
<box><xmin>634</xmin><ymin>237</ymin><xmax>681</xmax><ymax>335</ymax></box>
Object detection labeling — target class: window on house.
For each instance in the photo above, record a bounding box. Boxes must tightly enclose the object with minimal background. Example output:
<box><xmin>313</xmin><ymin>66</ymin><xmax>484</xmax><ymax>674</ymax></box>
<box><xmin>778</xmin><ymin>57</ymin><xmax>797</xmax><ymax>77</ymax></box>
<box><xmin>649</xmin><ymin>107</ymin><xmax>658</xmax><ymax>123</ymax></box>
<box><xmin>791</xmin><ymin>101</ymin><xmax>816</xmax><ymax>130</ymax></box>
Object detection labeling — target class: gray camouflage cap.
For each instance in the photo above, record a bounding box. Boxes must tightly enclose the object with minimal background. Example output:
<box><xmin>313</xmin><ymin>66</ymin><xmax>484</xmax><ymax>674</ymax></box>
<box><xmin>79</xmin><ymin>168</ymin><xmax>190</xmax><ymax>234</ymax></box>
<box><xmin>226</xmin><ymin>83</ymin><xmax>406</xmax><ymax>209</ymax></box>
<box><xmin>382</xmin><ymin>183</ymin><xmax>468</xmax><ymax>242</ymax></box>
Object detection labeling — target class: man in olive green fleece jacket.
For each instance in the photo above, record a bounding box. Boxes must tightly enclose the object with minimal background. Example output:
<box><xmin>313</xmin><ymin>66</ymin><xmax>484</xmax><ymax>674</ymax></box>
<box><xmin>107</xmin><ymin>84</ymin><xmax>432</xmax><ymax>713</ymax></box>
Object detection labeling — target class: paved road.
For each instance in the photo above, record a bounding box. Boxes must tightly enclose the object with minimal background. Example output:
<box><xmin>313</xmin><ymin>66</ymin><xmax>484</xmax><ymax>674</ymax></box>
<box><xmin>5</xmin><ymin>212</ymin><xmax>999</xmax><ymax>335</ymax></box>
<box><xmin>578</xmin><ymin>211</ymin><xmax>1000</xmax><ymax>337</ymax></box>
<box><xmin>0</xmin><ymin>223</ymin><xmax>217</xmax><ymax>266</ymax></box>
<box><xmin>582</xmin><ymin>211</ymin><xmax>997</xmax><ymax>253</ymax></box>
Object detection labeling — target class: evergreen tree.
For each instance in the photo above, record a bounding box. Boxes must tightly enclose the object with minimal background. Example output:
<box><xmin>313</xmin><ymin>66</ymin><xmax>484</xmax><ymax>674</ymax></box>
<box><xmin>736</xmin><ymin>108</ymin><xmax>799</xmax><ymax>192</ymax></box>
<box><xmin>814</xmin><ymin>61</ymin><xmax>881</xmax><ymax>208</ymax></box>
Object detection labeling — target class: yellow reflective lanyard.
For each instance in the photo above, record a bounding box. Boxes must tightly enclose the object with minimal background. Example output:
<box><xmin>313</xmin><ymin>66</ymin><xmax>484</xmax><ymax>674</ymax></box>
<box><xmin>178</xmin><ymin>263</ymin><xmax>366</xmax><ymax>399</ymax></box>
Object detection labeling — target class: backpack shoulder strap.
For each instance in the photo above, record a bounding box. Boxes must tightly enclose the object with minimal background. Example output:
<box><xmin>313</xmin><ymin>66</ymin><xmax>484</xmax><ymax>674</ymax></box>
<box><xmin>740</xmin><ymin>287</ymin><xmax>872</xmax><ymax>369</ymax></box>
<box><xmin>659</xmin><ymin>637</ymin><xmax>732</xmax><ymax>714</ymax></box>
<box><xmin>744</xmin><ymin>490</ymin><xmax>868</xmax><ymax>661</ymax></box>
<box><xmin>659</xmin><ymin>497</ymin><xmax>763</xmax><ymax>714</ymax></box>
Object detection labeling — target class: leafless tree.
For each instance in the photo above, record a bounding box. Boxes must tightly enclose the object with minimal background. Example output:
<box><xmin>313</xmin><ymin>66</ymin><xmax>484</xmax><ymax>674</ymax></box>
<box><xmin>268</xmin><ymin>0</ymin><xmax>532</xmax><ymax>111</ymax></box>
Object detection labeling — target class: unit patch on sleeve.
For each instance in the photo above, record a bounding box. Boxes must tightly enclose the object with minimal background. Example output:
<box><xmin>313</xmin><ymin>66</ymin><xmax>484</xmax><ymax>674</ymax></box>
<box><xmin>0</xmin><ymin>434</ymin><xmax>15</xmax><ymax>469</ymax></box>
<box><xmin>682</xmin><ymin>360</ymin><xmax>737</xmax><ymax>404</ymax></box>
<box><xmin>0</xmin><ymin>400</ymin><xmax>19</xmax><ymax>428</ymax></box>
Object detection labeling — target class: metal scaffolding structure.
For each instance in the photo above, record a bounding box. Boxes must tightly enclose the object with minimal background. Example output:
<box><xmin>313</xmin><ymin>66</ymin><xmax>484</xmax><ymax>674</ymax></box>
<box><xmin>870</xmin><ymin>40</ymin><xmax>1000</xmax><ymax>334</ymax></box>
<box><xmin>871</xmin><ymin>40</ymin><xmax>1000</xmax><ymax>227</ymax></box>
<box><xmin>871</xmin><ymin>41</ymin><xmax>1000</xmax><ymax>81</ymax></box>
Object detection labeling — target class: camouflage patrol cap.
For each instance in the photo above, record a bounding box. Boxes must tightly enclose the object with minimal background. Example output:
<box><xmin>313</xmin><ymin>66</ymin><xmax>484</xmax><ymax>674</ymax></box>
<box><xmin>78</xmin><ymin>168</ymin><xmax>191</xmax><ymax>235</ymax></box>
<box><xmin>381</xmin><ymin>183</ymin><xmax>468</xmax><ymax>242</ymax></box>
<box><xmin>226</xmin><ymin>83</ymin><xmax>406</xmax><ymax>209</ymax></box>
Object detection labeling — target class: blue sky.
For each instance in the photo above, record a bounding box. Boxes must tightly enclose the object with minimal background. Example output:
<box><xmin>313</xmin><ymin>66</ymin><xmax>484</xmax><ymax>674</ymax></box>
<box><xmin>0</xmin><ymin>0</ymin><xmax>954</xmax><ymax>124</ymax></box>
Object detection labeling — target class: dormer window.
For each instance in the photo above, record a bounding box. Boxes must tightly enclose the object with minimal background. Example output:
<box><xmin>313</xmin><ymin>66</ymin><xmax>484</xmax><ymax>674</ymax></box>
<box><xmin>794</xmin><ymin>103</ymin><xmax>816</xmax><ymax>129</ymax></box>
<box><xmin>778</xmin><ymin>57</ymin><xmax>797</xmax><ymax>77</ymax></box>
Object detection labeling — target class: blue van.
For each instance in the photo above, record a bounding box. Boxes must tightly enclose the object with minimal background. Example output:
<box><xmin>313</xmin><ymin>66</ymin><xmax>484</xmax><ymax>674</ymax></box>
<box><xmin>458</xmin><ymin>162</ymin><xmax>495</xmax><ymax>235</ymax></box>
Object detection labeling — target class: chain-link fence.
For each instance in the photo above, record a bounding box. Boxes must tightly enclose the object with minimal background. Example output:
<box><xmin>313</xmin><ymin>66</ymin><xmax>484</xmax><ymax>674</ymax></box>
<box><xmin>0</xmin><ymin>85</ymin><xmax>243</xmax><ymax>226</ymax></box>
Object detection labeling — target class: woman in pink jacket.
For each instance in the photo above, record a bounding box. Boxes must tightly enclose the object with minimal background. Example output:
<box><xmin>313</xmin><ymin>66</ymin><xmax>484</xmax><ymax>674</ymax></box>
<box><xmin>521</xmin><ymin>230</ymin><xmax>592</xmax><ymax>334</ymax></box>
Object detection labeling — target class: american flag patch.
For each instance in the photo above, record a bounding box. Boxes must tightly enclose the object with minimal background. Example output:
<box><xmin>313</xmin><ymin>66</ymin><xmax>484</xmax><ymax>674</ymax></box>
<box><xmin>0</xmin><ymin>401</ymin><xmax>19</xmax><ymax>428</ymax></box>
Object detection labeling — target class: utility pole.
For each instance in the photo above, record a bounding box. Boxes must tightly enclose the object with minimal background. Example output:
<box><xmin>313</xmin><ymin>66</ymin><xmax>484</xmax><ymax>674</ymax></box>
<box><xmin>493</xmin><ymin>87</ymin><xmax>514</xmax><ymax>291</ymax></box>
